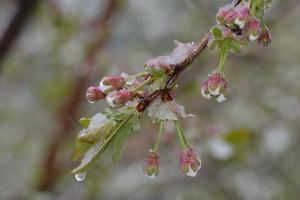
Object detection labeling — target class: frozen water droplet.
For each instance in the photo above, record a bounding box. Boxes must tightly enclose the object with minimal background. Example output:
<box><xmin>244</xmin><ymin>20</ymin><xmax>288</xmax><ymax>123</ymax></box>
<box><xmin>88</xmin><ymin>100</ymin><xmax>95</xmax><ymax>104</ymax></box>
<box><xmin>75</xmin><ymin>172</ymin><xmax>86</xmax><ymax>182</ymax></box>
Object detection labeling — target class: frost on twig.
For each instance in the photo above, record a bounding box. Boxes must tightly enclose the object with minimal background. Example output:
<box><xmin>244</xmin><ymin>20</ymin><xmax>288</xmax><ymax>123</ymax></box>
<box><xmin>145</xmin><ymin>41</ymin><xmax>199</xmax><ymax>74</ymax></box>
<box><xmin>147</xmin><ymin>98</ymin><xmax>194</xmax><ymax>121</ymax></box>
<box><xmin>72</xmin><ymin>0</ymin><xmax>273</xmax><ymax>180</ymax></box>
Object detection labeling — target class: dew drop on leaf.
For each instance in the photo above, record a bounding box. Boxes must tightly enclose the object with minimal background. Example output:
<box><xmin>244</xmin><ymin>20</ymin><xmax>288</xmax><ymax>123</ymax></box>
<box><xmin>75</xmin><ymin>172</ymin><xmax>87</xmax><ymax>182</ymax></box>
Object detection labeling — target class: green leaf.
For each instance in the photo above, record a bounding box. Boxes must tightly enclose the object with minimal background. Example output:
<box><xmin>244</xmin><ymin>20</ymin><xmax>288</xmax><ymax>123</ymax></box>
<box><xmin>211</xmin><ymin>26</ymin><xmax>222</xmax><ymax>39</ymax></box>
<box><xmin>73</xmin><ymin>120</ymin><xmax>115</xmax><ymax>160</ymax></box>
<box><xmin>112</xmin><ymin>120</ymin><xmax>132</xmax><ymax>163</ymax></box>
<box><xmin>80</xmin><ymin>120</ymin><xmax>115</xmax><ymax>142</ymax></box>
<box><xmin>71</xmin><ymin>114</ymin><xmax>135</xmax><ymax>174</ymax></box>
<box><xmin>79</xmin><ymin>118</ymin><xmax>91</xmax><ymax>128</ymax></box>
<box><xmin>73</xmin><ymin>138</ymin><xmax>93</xmax><ymax>161</ymax></box>
<box><xmin>230</xmin><ymin>39</ymin><xmax>241</xmax><ymax>53</ymax></box>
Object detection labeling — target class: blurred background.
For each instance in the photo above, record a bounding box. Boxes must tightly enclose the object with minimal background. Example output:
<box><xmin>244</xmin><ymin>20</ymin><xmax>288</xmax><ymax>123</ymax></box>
<box><xmin>0</xmin><ymin>0</ymin><xmax>300</xmax><ymax>199</ymax></box>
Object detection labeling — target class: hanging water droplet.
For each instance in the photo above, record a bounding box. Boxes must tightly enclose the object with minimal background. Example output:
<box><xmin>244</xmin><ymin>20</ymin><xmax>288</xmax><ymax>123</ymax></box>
<box><xmin>88</xmin><ymin>100</ymin><xmax>95</xmax><ymax>104</ymax></box>
<box><xmin>75</xmin><ymin>172</ymin><xmax>86</xmax><ymax>182</ymax></box>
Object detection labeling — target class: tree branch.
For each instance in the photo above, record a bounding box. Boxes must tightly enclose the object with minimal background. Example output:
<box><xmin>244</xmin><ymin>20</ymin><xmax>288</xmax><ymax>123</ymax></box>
<box><xmin>0</xmin><ymin>0</ymin><xmax>40</xmax><ymax>71</ymax></box>
<box><xmin>36</xmin><ymin>0</ymin><xmax>121</xmax><ymax>191</ymax></box>
<box><xmin>137</xmin><ymin>34</ymin><xmax>209</xmax><ymax>112</ymax></box>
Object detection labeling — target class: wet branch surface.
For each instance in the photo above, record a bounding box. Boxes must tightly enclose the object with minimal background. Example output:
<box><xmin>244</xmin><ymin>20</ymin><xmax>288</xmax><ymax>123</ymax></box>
<box><xmin>0</xmin><ymin>0</ymin><xmax>40</xmax><ymax>71</ymax></box>
<box><xmin>137</xmin><ymin>34</ymin><xmax>209</xmax><ymax>112</ymax></box>
<box><xmin>36</xmin><ymin>0</ymin><xmax>121</xmax><ymax>191</ymax></box>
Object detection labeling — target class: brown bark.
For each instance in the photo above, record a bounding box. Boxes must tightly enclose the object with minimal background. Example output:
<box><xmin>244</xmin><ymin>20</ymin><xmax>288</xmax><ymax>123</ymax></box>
<box><xmin>0</xmin><ymin>0</ymin><xmax>40</xmax><ymax>70</ymax></box>
<box><xmin>36</xmin><ymin>0</ymin><xmax>121</xmax><ymax>191</ymax></box>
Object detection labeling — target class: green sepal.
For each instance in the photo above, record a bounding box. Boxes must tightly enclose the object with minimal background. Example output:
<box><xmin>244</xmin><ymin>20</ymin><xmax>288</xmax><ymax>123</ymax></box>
<box><xmin>79</xmin><ymin>117</ymin><xmax>91</xmax><ymax>128</ymax></box>
<box><xmin>229</xmin><ymin>39</ymin><xmax>241</xmax><ymax>53</ymax></box>
<box><xmin>210</xmin><ymin>26</ymin><xmax>223</xmax><ymax>39</ymax></box>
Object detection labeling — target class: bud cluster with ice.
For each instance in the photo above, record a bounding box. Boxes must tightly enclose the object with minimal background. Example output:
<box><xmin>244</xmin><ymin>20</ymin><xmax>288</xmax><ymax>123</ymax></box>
<box><xmin>214</xmin><ymin>3</ymin><xmax>271</xmax><ymax>44</ymax></box>
<box><xmin>203</xmin><ymin>0</ymin><xmax>272</xmax><ymax>103</ymax></box>
<box><xmin>201</xmin><ymin>71</ymin><xmax>230</xmax><ymax>103</ymax></box>
<box><xmin>73</xmin><ymin>0</ymin><xmax>273</xmax><ymax>181</ymax></box>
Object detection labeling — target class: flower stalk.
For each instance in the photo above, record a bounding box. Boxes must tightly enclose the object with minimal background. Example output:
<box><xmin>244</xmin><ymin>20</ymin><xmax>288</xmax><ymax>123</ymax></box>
<box><xmin>153</xmin><ymin>121</ymin><xmax>164</xmax><ymax>152</ymax></box>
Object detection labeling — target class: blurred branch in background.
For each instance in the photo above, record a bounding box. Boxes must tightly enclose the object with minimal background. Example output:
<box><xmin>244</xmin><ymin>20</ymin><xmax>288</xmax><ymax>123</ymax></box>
<box><xmin>0</xmin><ymin>0</ymin><xmax>40</xmax><ymax>71</ymax></box>
<box><xmin>36</xmin><ymin>0</ymin><xmax>122</xmax><ymax>191</ymax></box>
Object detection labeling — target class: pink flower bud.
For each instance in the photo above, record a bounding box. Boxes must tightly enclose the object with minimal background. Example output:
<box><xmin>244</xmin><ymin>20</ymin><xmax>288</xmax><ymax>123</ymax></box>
<box><xmin>216</xmin><ymin>5</ymin><xmax>233</xmax><ymax>25</ymax></box>
<box><xmin>258</xmin><ymin>26</ymin><xmax>272</xmax><ymax>46</ymax></box>
<box><xmin>86</xmin><ymin>86</ymin><xmax>105</xmax><ymax>103</ymax></box>
<box><xmin>201</xmin><ymin>80</ymin><xmax>211</xmax><ymax>99</ymax></box>
<box><xmin>201</xmin><ymin>71</ymin><xmax>229</xmax><ymax>103</ymax></box>
<box><xmin>180</xmin><ymin>146</ymin><xmax>201</xmax><ymax>177</ymax></box>
<box><xmin>224</xmin><ymin>9</ymin><xmax>237</xmax><ymax>27</ymax></box>
<box><xmin>99</xmin><ymin>75</ymin><xmax>125</xmax><ymax>94</ymax></box>
<box><xmin>106</xmin><ymin>89</ymin><xmax>133</xmax><ymax>108</ymax></box>
<box><xmin>234</xmin><ymin>5</ymin><xmax>249</xmax><ymax>29</ymax></box>
<box><xmin>243</xmin><ymin>18</ymin><xmax>262</xmax><ymax>41</ymax></box>
<box><xmin>143</xmin><ymin>150</ymin><xmax>159</xmax><ymax>178</ymax></box>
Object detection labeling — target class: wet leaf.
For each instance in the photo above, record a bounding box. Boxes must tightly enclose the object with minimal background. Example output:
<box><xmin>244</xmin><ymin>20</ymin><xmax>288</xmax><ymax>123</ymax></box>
<box><xmin>72</xmin><ymin>114</ymin><xmax>135</xmax><ymax>174</ymax></box>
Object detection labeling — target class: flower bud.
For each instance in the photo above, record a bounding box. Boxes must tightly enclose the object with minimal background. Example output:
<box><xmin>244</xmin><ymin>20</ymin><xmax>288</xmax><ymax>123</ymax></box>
<box><xmin>143</xmin><ymin>150</ymin><xmax>159</xmax><ymax>178</ymax></box>
<box><xmin>86</xmin><ymin>86</ymin><xmax>105</xmax><ymax>103</ymax></box>
<box><xmin>180</xmin><ymin>146</ymin><xmax>201</xmax><ymax>177</ymax></box>
<box><xmin>234</xmin><ymin>5</ymin><xmax>249</xmax><ymax>29</ymax></box>
<box><xmin>258</xmin><ymin>26</ymin><xmax>272</xmax><ymax>46</ymax></box>
<box><xmin>216</xmin><ymin>5</ymin><xmax>233</xmax><ymax>25</ymax></box>
<box><xmin>243</xmin><ymin>18</ymin><xmax>262</xmax><ymax>41</ymax></box>
<box><xmin>106</xmin><ymin>89</ymin><xmax>133</xmax><ymax>108</ymax></box>
<box><xmin>99</xmin><ymin>75</ymin><xmax>125</xmax><ymax>94</ymax></box>
<box><xmin>201</xmin><ymin>71</ymin><xmax>229</xmax><ymax>103</ymax></box>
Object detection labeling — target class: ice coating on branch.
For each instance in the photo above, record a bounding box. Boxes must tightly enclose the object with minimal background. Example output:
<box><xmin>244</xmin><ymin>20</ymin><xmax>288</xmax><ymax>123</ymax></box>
<box><xmin>145</xmin><ymin>41</ymin><xmax>199</xmax><ymax>74</ymax></box>
<box><xmin>147</xmin><ymin>99</ymin><xmax>194</xmax><ymax>121</ymax></box>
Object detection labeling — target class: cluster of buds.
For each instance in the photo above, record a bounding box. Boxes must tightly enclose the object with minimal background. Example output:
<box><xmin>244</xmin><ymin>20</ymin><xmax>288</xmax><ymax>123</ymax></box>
<box><xmin>86</xmin><ymin>74</ymin><xmax>135</xmax><ymax>108</ymax></box>
<box><xmin>143</xmin><ymin>145</ymin><xmax>201</xmax><ymax>178</ymax></box>
<box><xmin>216</xmin><ymin>3</ymin><xmax>271</xmax><ymax>44</ymax></box>
<box><xmin>73</xmin><ymin>0</ymin><xmax>274</xmax><ymax>181</ymax></box>
<box><xmin>201</xmin><ymin>71</ymin><xmax>229</xmax><ymax>103</ymax></box>
<box><xmin>216</xmin><ymin>4</ymin><xmax>249</xmax><ymax>29</ymax></box>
